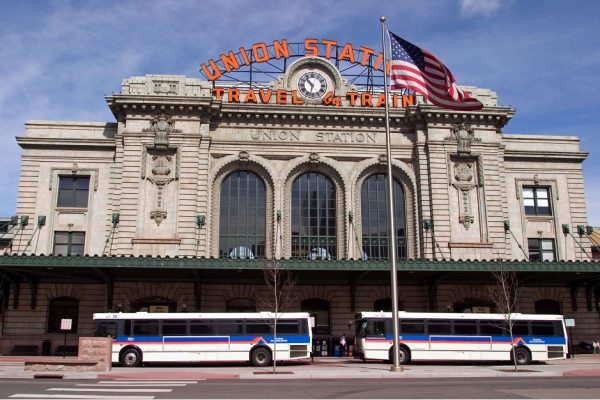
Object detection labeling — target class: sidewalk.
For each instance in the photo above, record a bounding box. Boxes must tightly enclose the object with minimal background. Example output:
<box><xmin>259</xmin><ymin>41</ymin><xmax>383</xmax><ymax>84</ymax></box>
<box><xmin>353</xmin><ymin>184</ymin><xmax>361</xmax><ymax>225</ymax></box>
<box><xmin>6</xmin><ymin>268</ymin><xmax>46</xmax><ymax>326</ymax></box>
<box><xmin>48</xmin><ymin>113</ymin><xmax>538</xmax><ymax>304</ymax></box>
<box><xmin>1</xmin><ymin>355</ymin><xmax>600</xmax><ymax>380</ymax></box>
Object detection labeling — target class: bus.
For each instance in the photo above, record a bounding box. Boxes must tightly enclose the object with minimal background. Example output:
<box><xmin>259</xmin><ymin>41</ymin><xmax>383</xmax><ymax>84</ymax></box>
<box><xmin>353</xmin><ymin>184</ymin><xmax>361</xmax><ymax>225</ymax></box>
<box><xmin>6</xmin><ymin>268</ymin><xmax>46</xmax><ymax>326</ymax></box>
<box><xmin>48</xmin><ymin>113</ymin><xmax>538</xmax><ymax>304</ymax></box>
<box><xmin>93</xmin><ymin>312</ymin><xmax>312</xmax><ymax>367</ymax></box>
<box><xmin>354</xmin><ymin>311</ymin><xmax>567</xmax><ymax>365</ymax></box>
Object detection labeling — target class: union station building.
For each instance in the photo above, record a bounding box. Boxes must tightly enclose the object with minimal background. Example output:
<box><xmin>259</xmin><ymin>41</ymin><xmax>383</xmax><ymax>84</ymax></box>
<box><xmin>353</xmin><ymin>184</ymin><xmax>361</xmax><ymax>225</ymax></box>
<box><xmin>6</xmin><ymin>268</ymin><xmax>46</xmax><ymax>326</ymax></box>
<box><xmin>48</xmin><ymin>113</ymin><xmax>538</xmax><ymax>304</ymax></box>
<box><xmin>0</xmin><ymin>39</ymin><xmax>598</xmax><ymax>356</ymax></box>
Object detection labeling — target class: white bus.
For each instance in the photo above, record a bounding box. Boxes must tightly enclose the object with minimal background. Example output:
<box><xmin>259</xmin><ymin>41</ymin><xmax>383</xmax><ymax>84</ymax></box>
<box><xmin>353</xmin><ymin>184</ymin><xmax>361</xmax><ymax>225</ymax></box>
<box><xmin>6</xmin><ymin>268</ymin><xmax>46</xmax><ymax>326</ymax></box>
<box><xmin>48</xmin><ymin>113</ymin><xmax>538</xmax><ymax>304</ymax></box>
<box><xmin>93</xmin><ymin>312</ymin><xmax>312</xmax><ymax>367</ymax></box>
<box><xmin>354</xmin><ymin>311</ymin><xmax>567</xmax><ymax>365</ymax></box>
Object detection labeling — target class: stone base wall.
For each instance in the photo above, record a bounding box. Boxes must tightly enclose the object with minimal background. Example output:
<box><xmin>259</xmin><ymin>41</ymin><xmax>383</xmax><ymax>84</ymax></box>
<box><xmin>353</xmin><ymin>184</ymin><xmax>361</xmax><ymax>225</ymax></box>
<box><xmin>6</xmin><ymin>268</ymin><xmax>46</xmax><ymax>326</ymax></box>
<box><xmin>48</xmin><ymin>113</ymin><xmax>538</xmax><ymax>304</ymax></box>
<box><xmin>78</xmin><ymin>336</ymin><xmax>112</xmax><ymax>371</ymax></box>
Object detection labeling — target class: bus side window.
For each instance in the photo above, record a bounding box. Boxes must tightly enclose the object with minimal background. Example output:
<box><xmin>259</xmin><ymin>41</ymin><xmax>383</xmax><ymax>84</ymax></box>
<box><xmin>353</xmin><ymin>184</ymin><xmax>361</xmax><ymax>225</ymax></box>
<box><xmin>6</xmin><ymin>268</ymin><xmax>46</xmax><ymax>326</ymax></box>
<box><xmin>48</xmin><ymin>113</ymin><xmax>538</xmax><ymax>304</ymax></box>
<box><xmin>531</xmin><ymin>321</ymin><xmax>555</xmax><ymax>336</ymax></box>
<box><xmin>400</xmin><ymin>320</ymin><xmax>425</xmax><ymax>334</ymax></box>
<box><xmin>190</xmin><ymin>321</ymin><xmax>214</xmax><ymax>335</ymax></box>
<box><xmin>95</xmin><ymin>322</ymin><xmax>117</xmax><ymax>338</ymax></box>
<box><xmin>512</xmin><ymin>322</ymin><xmax>529</xmax><ymax>336</ymax></box>
<box><xmin>366</xmin><ymin>320</ymin><xmax>385</xmax><ymax>336</ymax></box>
<box><xmin>133</xmin><ymin>320</ymin><xmax>159</xmax><ymax>336</ymax></box>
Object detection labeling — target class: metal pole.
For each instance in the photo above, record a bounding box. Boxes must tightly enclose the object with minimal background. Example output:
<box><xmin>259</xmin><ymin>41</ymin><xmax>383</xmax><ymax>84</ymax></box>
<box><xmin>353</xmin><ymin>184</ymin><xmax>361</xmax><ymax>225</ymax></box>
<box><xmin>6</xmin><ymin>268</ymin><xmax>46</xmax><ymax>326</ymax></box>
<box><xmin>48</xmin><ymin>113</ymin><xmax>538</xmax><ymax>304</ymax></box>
<box><xmin>380</xmin><ymin>16</ymin><xmax>402</xmax><ymax>372</ymax></box>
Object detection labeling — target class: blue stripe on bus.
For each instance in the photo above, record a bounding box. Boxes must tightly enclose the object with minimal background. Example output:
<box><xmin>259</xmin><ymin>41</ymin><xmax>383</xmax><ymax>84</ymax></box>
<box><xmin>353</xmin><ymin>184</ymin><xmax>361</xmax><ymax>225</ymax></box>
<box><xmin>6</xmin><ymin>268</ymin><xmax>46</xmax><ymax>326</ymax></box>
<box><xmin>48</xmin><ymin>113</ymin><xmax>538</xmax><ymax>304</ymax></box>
<box><xmin>366</xmin><ymin>335</ymin><xmax>566</xmax><ymax>345</ymax></box>
<box><xmin>114</xmin><ymin>335</ymin><xmax>311</xmax><ymax>345</ymax></box>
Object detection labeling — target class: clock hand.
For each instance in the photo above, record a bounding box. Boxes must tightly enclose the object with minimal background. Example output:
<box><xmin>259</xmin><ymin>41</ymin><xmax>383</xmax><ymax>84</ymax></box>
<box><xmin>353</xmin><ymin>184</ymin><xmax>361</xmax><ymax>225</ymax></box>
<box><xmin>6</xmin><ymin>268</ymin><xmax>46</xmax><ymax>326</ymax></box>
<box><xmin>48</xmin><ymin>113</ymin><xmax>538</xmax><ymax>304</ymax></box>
<box><xmin>307</xmin><ymin>78</ymin><xmax>315</xmax><ymax>92</ymax></box>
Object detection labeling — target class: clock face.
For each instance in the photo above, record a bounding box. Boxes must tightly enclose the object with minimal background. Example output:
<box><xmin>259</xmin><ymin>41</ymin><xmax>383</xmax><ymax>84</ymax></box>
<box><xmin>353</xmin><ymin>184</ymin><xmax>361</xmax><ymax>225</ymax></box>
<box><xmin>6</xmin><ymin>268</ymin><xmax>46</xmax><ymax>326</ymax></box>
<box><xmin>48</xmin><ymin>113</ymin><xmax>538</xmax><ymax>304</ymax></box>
<box><xmin>297</xmin><ymin>71</ymin><xmax>328</xmax><ymax>99</ymax></box>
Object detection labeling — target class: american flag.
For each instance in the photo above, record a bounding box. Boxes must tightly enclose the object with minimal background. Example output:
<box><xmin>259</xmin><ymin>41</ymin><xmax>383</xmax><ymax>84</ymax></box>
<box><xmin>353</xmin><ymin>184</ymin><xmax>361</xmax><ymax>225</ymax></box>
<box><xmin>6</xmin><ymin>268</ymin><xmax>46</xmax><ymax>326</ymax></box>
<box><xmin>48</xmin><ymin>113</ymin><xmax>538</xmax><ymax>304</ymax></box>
<box><xmin>389</xmin><ymin>31</ymin><xmax>483</xmax><ymax>111</ymax></box>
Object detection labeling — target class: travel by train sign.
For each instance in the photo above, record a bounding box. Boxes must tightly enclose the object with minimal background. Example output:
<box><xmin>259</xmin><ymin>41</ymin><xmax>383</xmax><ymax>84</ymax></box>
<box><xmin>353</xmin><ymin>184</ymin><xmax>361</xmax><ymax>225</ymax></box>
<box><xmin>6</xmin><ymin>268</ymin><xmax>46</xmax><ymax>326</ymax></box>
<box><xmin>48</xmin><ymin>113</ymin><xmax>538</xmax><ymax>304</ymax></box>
<box><xmin>200</xmin><ymin>38</ymin><xmax>415</xmax><ymax>108</ymax></box>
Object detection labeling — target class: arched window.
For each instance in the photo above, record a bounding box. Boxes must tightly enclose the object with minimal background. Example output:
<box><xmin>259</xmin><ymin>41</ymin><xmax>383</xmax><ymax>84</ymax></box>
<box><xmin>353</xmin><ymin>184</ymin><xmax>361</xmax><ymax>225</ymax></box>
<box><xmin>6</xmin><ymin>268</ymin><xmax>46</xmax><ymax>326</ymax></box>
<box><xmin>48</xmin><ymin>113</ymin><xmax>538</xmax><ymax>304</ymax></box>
<box><xmin>373</xmin><ymin>298</ymin><xmax>403</xmax><ymax>312</ymax></box>
<box><xmin>227</xmin><ymin>298</ymin><xmax>256</xmax><ymax>312</ymax></box>
<box><xmin>291</xmin><ymin>172</ymin><xmax>336</xmax><ymax>259</ymax></box>
<box><xmin>219</xmin><ymin>171</ymin><xmax>266</xmax><ymax>259</ymax></box>
<box><xmin>47</xmin><ymin>296</ymin><xmax>79</xmax><ymax>333</ymax></box>
<box><xmin>361</xmin><ymin>174</ymin><xmax>406</xmax><ymax>260</ymax></box>
<box><xmin>301</xmin><ymin>298</ymin><xmax>330</xmax><ymax>335</ymax></box>
<box><xmin>535</xmin><ymin>299</ymin><xmax>561</xmax><ymax>314</ymax></box>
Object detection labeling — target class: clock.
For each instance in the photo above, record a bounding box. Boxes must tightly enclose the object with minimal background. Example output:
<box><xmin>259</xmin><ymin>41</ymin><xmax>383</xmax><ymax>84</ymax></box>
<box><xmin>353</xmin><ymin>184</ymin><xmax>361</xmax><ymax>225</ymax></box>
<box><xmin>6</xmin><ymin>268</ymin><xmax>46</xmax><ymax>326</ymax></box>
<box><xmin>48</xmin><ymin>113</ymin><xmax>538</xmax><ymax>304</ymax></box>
<box><xmin>297</xmin><ymin>71</ymin><xmax>328</xmax><ymax>99</ymax></box>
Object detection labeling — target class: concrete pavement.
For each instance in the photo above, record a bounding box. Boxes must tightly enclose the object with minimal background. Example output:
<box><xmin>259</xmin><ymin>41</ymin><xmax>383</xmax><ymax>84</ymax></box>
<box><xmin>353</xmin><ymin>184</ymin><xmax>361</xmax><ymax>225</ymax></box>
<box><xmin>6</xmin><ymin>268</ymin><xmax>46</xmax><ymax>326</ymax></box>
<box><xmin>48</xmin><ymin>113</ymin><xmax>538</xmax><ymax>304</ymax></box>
<box><xmin>1</xmin><ymin>355</ymin><xmax>600</xmax><ymax>380</ymax></box>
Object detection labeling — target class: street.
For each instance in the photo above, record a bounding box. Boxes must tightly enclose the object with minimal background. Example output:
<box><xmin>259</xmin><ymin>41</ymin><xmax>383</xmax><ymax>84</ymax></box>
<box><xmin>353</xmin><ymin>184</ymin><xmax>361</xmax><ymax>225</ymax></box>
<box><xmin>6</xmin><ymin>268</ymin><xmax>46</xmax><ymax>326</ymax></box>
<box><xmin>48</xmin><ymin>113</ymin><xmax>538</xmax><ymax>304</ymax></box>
<box><xmin>1</xmin><ymin>376</ymin><xmax>600</xmax><ymax>399</ymax></box>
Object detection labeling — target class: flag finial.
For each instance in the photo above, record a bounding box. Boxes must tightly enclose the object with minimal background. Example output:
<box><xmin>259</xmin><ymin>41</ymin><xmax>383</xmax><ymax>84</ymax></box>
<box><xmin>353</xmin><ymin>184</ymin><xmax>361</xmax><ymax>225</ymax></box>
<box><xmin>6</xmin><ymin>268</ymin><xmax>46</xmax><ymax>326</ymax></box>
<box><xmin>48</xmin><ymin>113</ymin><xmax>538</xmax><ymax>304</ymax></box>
<box><xmin>380</xmin><ymin>16</ymin><xmax>386</xmax><ymax>22</ymax></box>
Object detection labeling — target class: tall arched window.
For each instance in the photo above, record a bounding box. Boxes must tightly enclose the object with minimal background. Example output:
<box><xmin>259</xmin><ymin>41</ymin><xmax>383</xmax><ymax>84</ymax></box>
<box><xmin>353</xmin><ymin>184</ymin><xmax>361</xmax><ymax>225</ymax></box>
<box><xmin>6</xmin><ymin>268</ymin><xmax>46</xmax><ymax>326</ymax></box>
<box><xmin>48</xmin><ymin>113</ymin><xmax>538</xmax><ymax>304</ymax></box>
<box><xmin>535</xmin><ymin>299</ymin><xmax>561</xmax><ymax>314</ymax></box>
<box><xmin>226</xmin><ymin>298</ymin><xmax>256</xmax><ymax>312</ymax></box>
<box><xmin>361</xmin><ymin>174</ymin><xmax>406</xmax><ymax>260</ymax></box>
<box><xmin>219</xmin><ymin>171</ymin><xmax>266</xmax><ymax>259</ymax></box>
<box><xmin>47</xmin><ymin>296</ymin><xmax>79</xmax><ymax>333</ymax></box>
<box><xmin>291</xmin><ymin>172</ymin><xmax>336</xmax><ymax>259</ymax></box>
<box><xmin>373</xmin><ymin>298</ymin><xmax>403</xmax><ymax>312</ymax></box>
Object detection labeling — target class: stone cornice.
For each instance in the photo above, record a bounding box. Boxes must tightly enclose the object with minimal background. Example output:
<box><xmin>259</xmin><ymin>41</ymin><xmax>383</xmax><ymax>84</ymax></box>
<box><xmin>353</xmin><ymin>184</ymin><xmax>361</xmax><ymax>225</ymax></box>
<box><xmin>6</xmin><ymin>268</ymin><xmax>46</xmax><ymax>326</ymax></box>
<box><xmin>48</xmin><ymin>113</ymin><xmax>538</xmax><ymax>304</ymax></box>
<box><xmin>503</xmin><ymin>150</ymin><xmax>588</xmax><ymax>161</ymax></box>
<box><xmin>16</xmin><ymin>137</ymin><xmax>116</xmax><ymax>150</ymax></box>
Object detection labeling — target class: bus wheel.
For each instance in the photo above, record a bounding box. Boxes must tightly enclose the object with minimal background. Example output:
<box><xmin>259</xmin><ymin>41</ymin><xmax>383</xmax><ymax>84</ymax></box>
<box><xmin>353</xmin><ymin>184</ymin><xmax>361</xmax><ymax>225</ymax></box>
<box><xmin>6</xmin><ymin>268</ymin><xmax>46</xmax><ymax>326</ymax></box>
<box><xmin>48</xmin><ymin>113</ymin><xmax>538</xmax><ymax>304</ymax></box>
<box><xmin>251</xmin><ymin>347</ymin><xmax>272</xmax><ymax>367</ymax></box>
<box><xmin>513</xmin><ymin>347</ymin><xmax>531</xmax><ymax>365</ymax></box>
<box><xmin>120</xmin><ymin>348</ymin><xmax>142</xmax><ymax>367</ymax></box>
<box><xmin>389</xmin><ymin>346</ymin><xmax>410</xmax><ymax>365</ymax></box>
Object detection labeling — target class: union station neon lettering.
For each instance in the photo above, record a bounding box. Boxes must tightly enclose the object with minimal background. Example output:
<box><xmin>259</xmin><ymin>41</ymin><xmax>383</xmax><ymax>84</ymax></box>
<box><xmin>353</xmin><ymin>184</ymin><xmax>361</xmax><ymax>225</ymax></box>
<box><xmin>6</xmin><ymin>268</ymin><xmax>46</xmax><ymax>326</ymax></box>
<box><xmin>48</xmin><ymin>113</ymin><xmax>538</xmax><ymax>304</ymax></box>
<box><xmin>211</xmin><ymin>87</ymin><xmax>414</xmax><ymax>108</ymax></box>
<box><xmin>200</xmin><ymin>38</ymin><xmax>386</xmax><ymax>80</ymax></box>
<box><xmin>202</xmin><ymin>39</ymin><xmax>415</xmax><ymax>108</ymax></box>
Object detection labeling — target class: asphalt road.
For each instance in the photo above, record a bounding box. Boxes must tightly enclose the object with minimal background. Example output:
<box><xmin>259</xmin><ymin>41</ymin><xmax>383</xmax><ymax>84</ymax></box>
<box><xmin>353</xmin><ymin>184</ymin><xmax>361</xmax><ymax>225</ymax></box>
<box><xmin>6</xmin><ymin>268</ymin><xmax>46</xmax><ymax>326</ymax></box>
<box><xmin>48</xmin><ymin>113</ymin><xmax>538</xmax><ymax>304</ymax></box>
<box><xmin>2</xmin><ymin>376</ymin><xmax>600</xmax><ymax>399</ymax></box>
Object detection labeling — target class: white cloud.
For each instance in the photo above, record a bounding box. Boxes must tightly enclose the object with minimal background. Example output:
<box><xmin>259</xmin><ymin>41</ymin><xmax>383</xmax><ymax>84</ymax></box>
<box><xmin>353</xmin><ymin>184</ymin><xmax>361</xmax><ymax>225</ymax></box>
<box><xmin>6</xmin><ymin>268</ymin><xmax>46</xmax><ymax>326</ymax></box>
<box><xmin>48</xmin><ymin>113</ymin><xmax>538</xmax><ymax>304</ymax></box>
<box><xmin>460</xmin><ymin>0</ymin><xmax>507</xmax><ymax>17</ymax></box>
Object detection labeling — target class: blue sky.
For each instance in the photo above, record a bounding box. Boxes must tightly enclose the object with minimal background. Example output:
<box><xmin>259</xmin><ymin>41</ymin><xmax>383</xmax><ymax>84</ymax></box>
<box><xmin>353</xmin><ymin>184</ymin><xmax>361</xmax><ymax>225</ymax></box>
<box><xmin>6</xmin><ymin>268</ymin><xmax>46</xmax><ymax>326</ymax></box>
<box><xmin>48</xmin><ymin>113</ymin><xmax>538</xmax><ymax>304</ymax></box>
<box><xmin>1</xmin><ymin>0</ymin><xmax>599</xmax><ymax>224</ymax></box>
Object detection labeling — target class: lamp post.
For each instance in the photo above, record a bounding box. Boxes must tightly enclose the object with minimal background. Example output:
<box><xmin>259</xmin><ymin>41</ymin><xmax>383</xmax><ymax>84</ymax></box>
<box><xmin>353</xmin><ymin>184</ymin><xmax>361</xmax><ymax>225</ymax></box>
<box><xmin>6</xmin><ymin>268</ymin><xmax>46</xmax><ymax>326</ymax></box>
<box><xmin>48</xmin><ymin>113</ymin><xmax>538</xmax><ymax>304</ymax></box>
<box><xmin>380</xmin><ymin>16</ymin><xmax>402</xmax><ymax>372</ymax></box>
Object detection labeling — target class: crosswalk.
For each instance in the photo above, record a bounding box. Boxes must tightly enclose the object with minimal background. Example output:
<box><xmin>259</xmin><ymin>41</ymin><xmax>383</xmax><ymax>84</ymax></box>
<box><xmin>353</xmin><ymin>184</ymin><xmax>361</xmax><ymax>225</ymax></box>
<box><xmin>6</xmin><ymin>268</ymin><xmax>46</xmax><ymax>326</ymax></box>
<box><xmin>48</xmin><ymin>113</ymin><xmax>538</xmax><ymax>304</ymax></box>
<box><xmin>5</xmin><ymin>380</ymin><xmax>202</xmax><ymax>399</ymax></box>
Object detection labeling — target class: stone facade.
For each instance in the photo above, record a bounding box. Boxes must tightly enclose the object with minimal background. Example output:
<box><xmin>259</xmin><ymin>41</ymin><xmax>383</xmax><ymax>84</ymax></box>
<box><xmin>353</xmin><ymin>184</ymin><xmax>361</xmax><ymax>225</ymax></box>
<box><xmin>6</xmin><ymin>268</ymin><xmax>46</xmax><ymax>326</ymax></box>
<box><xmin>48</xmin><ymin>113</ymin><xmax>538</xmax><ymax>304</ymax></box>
<box><xmin>0</xmin><ymin>58</ymin><xmax>596</xmax><ymax>354</ymax></box>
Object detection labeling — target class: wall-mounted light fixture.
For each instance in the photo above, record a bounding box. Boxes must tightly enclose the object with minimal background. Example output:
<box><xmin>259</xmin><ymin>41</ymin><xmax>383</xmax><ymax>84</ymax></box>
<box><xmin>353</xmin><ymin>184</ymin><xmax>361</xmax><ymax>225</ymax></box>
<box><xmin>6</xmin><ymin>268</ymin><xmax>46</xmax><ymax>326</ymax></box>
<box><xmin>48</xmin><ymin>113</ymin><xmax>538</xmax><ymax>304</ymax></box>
<box><xmin>423</xmin><ymin>219</ymin><xmax>432</xmax><ymax>230</ymax></box>
<box><xmin>111</xmin><ymin>213</ymin><xmax>120</xmax><ymax>224</ymax></box>
<box><xmin>37</xmin><ymin>216</ymin><xmax>46</xmax><ymax>226</ymax></box>
<box><xmin>503</xmin><ymin>220</ymin><xmax>510</xmax><ymax>232</ymax></box>
<box><xmin>562</xmin><ymin>224</ymin><xmax>570</xmax><ymax>234</ymax></box>
<box><xmin>196</xmin><ymin>215</ymin><xmax>206</xmax><ymax>227</ymax></box>
<box><xmin>20</xmin><ymin>216</ymin><xmax>29</xmax><ymax>227</ymax></box>
<box><xmin>10</xmin><ymin>215</ymin><xmax>18</xmax><ymax>225</ymax></box>
<box><xmin>577</xmin><ymin>225</ymin><xmax>586</xmax><ymax>235</ymax></box>
<box><xmin>586</xmin><ymin>226</ymin><xmax>594</xmax><ymax>235</ymax></box>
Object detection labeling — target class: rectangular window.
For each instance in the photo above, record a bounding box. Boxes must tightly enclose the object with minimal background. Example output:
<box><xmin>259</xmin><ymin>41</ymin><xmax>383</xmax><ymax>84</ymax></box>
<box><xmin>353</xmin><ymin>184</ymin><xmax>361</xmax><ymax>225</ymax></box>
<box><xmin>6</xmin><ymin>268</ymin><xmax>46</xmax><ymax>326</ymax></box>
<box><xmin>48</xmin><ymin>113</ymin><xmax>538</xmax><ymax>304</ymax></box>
<box><xmin>246</xmin><ymin>320</ymin><xmax>271</xmax><ymax>335</ymax></box>
<box><xmin>53</xmin><ymin>231</ymin><xmax>85</xmax><ymax>256</ymax></box>
<box><xmin>399</xmin><ymin>319</ymin><xmax>425</xmax><ymax>334</ymax></box>
<box><xmin>427</xmin><ymin>320</ymin><xmax>452</xmax><ymax>335</ymax></box>
<box><xmin>523</xmin><ymin>187</ymin><xmax>551</xmax><ymax>216</ymax></box>
<box><xmin>454</xmin><ymin>320</ymin><xmax>478</xmax><ymax>335</ymax></box>
<box><xmin>133</xmin><ymin>320</ymin><xmax>159</xmax><ymax>336</ymax></box>
<box><xmin>531</xmin><ymin>321</ymin><xmax>556</xmax><ymax>336</ymax></box>
<box><xmin>162</xmin><ymin>320</ymin><xmax>188</xmax><ymax>336</ymax></box>
<box><xmin>190</xmin><ymin>322</ymin><xmax>214</xmax><ymax>335</ymax></box>
<box><xmin>57</xmin><ymin>176</ymin><xmax>90</xmax><ymax>208</ymax></box>
<box><xmin>528</xmin><ymin>238</ymin><xmax>556</xmax><ymax>262</ymax></box>
<box><xmin>365</xmin><ymin>320</ymin><xmax>386</xmax><ymax>336</ymax></box>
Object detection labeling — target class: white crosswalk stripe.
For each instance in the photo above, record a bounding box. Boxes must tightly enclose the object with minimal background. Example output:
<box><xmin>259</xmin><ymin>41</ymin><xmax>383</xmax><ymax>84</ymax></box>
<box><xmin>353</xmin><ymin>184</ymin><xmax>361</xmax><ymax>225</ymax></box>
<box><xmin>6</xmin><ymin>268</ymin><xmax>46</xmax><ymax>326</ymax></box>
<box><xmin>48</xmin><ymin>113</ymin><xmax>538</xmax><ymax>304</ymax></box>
<box><xmin>9</xmin><ymin>395</ymin><xmax>154</xmax><ymax>399</ymax></box>
<box><xmin>6</xmin><ymin>378</ymin><xmax>200</xmax><ymax>399</ymax></box>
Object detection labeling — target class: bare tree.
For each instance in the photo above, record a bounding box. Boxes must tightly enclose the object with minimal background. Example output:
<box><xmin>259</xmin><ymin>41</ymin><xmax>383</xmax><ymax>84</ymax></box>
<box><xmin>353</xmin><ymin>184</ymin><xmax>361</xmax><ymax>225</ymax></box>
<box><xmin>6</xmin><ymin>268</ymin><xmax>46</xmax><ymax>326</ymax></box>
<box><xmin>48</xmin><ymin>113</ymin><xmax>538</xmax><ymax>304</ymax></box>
<box><xmin>489</xmin><ymin>261</ymin><xmax>520</xmax><ymax>371</ymax></box>
<box><xmin>257</xmin><ymin>259</ymin><xmax>296</xmax><ymax>373</ymax></box>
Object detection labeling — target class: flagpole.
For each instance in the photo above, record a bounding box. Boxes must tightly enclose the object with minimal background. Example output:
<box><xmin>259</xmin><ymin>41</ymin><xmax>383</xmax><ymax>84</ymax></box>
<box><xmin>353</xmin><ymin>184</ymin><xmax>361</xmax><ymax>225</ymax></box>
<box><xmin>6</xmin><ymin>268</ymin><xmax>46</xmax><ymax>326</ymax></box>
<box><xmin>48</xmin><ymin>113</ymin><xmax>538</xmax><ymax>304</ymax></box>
<box><xmin>380</xmin><ymin>16</ymin><xmax>402</xmax><ymax>373</ymax></box>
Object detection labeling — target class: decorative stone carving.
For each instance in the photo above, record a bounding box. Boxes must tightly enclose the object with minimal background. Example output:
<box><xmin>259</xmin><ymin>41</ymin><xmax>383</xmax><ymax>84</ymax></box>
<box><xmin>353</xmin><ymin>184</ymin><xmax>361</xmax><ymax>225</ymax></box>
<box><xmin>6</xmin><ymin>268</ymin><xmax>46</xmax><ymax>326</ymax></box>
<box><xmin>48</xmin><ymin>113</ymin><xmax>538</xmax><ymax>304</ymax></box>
<box><xmin>238</xmin><ymin>151</ymin><xmax>250</xmax><ymax>161</ymax></box>
<box><xmin>143</xmin><ymin>113</ymin><xmax>181</xmax><ymax>149</ymax></box>
<box><xmin>452</xmin><ymin>161</ymin><xmax>476</xmax><ymax>229</ymax></box>
<box><xmin>309</xmin><ymin>153</ymin><xmax>320</xmax><ymax>163</ymax></box>
<box><xmin>152</xmin><ymin>80</ymin><xmax>178</xmax><ymax>95</ymax></box>
<box><xmin>71</xmin><ymin>163</ymin><xmax>78</xmax><ymax>174</ymax></box>
<box><xmin>378</xmin><ymin>154</ymin><xmax>388</xmax><ymax>164</ymax></box>
<box><xmin>448</xmin><ymin>123</ymin><xmax>480</xmax><ymax>156</ymax></box>
<box><xmin>142</xmin><ymin>114</ymin><xmax>180</xmax><ymax>226</ymax></box>
<box><xmin>147</xmin><ymin>153</ymin><xmax>175</xmax><ymax>226</ymax></box>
